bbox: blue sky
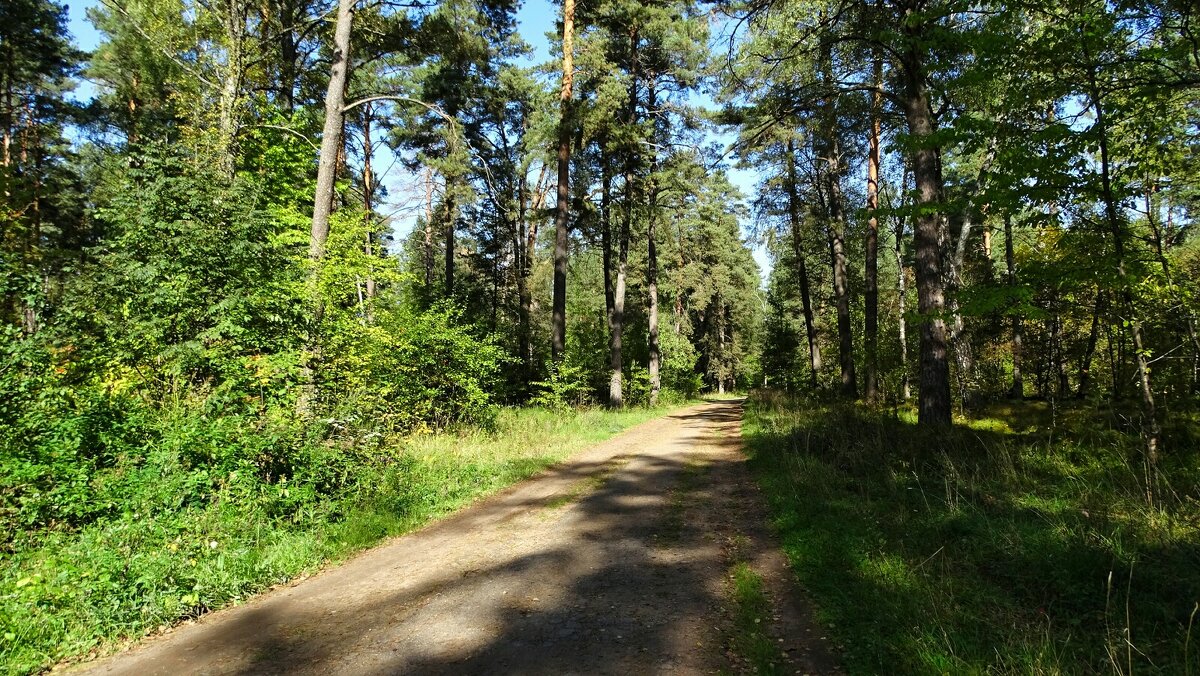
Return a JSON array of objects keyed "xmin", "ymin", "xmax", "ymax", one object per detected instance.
[{"xmin": 63, "ymin": 0, "xmax": 769, "ymax": 279}]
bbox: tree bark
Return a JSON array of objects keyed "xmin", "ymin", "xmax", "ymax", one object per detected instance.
[
  {"xmin": 309, "ymin": 0, "xmax": 353, "ymax": 264},
  {"xmin": 864, "ymin": 53, "xmax": 882, "ymax": 402},
  {"xmin": 601, "ymin": 150, "xmax": 614, "ymax": 323},
  {"xmin": 217, "ymin": 0, "xmax": 249, "ymax": 178},
  {"xmin": 550, "ymin": 0, "xmax": 575, "ymax": 363},
  {"xmin": 1090, "ymin": 73, "xmax": 1160, "ymax": 468},
  {"xmin": 423, "ymin": 167, "xmax": 435, "ymax": 289},
  {"xmin": 609, "ymin": 29, "xmax": 637, "ymax": 408},
  {"xmin": 647, "ymin": 79, "xmax": 661, "ymax": 405},
  {"xmin": 1078, "ymin": 289, "xmax": 1105, "ymax": 399},
  {"xmin": 786, "ymin": 139, "xmax": 821, "ymax": 387},
  {"xmin": 818, "ymin": 44, "xmax": 857, "ymax": 399},
  {"xmin": 301, "ymin": 0, "xmax": 355, "ymax": 415},
  {"xmin": 1005, "ymin": 212, "xmax": 1023, "ymax": 399},
  {"xmin": 444, "ymin": 184, "xmax": 455, "ymax": 297},
  {"xmin": 361, "ymin": 103, "xmax": 376, "ymax": 308},
  {"xmin": 895, "ymin": 208, "xmax": 911, "ymax": 400},
  {"xmin": 900, "ymin": 35, "xmax": 951, "ymax": 426}
]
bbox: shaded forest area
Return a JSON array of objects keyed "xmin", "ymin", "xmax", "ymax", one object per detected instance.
[{"xmin": 1, "ymin": 0, "xmax": 1199, "ymax": 671}]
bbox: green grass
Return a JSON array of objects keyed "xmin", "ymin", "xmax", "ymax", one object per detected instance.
[
  {"xmin": 0, "ymin": 403, "xmax": 679, "ymax": 675},
  {"xmin": 724, "ymin": 533, "xmax": 788, "ymax": 676},
  {"xmin": 741, "ymin": 390, "xmax": 1200, "ymax": 674}
]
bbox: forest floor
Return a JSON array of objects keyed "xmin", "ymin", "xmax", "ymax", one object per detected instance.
[{"xmin": 75, "ymin": 400, "xmax": 839, "ymax": 675}]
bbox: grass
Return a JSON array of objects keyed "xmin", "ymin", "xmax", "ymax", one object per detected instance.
[
  {"xmin": 0, "ymin": 403, "xmax": 679, "ymax": 675},
  {"xmin": 728, "ymin": 562, "xmax": 786, "ymax": 675},
  {"xmin": 741, "ymin": 390, "xmax": 1200, "ymax": 674}
]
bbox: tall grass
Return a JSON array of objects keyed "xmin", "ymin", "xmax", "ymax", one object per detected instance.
[
  {"xmin": 0, "ymin": 404, "xmax": 673, "ymax": 675},
  {"xmin": 742, "ymin": 390, "xmax": 1200, "ymax": 674}
]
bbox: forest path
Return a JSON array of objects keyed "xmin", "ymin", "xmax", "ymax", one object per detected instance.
[{"xmin": 82, "ymin": 400, "xmax": 838, "ymax": 675}]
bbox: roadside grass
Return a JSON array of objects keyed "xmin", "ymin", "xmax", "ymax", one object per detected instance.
[
  {"xmin": 728, "ymin": 561, "xmax": 786, "ymax": 675},
  {"xmin": 742, "ymin": 390, "xmax": 1200, "ymax": 674},
  {"xmin": 0, "ymin": 404, "xmax": 678, "ymax": 675}
]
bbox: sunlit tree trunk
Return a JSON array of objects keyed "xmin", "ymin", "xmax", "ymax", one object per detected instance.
[
  {"xmin": 423, "ymin": 167, "xmax": 435, "ymax": 289},
  {"xmin": 786, "ymin": 139, "xmax": 821, "ymax": 387},
  {"xmin": 361, "ymin": 103, "xmax": 376, "ymax": 309},
  {"xmin": 601, "ymin": 150, "xmax": 614, "ymax": 323},
  {"xmin": 609, "ymin": 30, "xmax": 637, "ymax": 408},
  {"xmin": 302, "ymin": 0, "xmax": 355, "ymax": 415},
  {"xmin": 647, "ymin": 79, "xmax": 661, "ymax": 405},
  {"xmin": 895, "ymin": 209, "xmax": 911, "ymax": 401},
  {"xmin": 864, "ymin": 53, "xmax": 882, "ymax": 402},
  {"xmin": 217, "ymin": 0, "xmax": 250, "ymax": 178},
  {"xmin": 550, "ymin": 0, "xmax": 575, "ymax": 363}
]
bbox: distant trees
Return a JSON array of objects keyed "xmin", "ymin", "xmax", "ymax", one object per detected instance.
[
  {"xmin": 2, "ymin": 0, "xmax": 1194, "ymax": 537},
  {"xmin": 723, "ymin": 0, "xmax": 1199, "ymax": 456}
]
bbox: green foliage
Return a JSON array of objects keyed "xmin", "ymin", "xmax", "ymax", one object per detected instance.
[
  {"xmin": 743, "ymin": 391, "xmax": 1200, "ymax": 674},
  {"xmin": 530, "ymin": 358, "xmax": 593, "ymax": 411},
  {"xmin": 0, "ymin": 404, "xmax": 670, "ymax": 674}
]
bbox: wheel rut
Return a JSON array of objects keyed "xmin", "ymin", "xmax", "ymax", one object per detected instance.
[{"xmin": 81, "ymin": 401, "xmax": 838, "ymax": 675}]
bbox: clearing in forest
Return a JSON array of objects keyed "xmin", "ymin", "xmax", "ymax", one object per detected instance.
[{"xmin": 79, "ymin": 401, "xmax": 838, "ymax": 675}]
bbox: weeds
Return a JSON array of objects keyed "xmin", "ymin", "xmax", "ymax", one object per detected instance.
[
  {"xmin": 0, "ymin": 404, "xmax": 675, "ymax": 675},
  {"xmin": 742, "ymin": 390, "xmax": 1200, "ymax": 674}
]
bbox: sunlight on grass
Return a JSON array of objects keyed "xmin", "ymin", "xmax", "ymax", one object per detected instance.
[
  {"xmin": 0, "ymin": 403, "xmax": 684, "ymax": 675},
  {"xmin": 741, "ymin": 390, "xmax": 1200, "ymax": 674}
]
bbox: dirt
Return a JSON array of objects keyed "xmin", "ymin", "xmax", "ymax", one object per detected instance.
[{"xmin": 78, "ymin": 401, "xmax": 839, "ymax": 675}]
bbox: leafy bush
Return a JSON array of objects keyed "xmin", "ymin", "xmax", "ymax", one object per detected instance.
[{"xmin": 530, "ymin": 358, "xmax": 593, "ymax": 410}]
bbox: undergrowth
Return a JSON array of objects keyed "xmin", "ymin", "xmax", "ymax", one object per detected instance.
[
  {"xmin": 742, "ymin": 390, "xmax": 1200, "ymax": 674},
  {"xmin": 0, "ymin": 404, "xmax": 673, "ymax": 675}
]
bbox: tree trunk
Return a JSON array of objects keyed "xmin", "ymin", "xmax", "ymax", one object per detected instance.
[
  {"xmin": 278, "ymin": 0, "xmax": 298, "ymax": 112},
  {"xmin": 444, "ymin": 184, "xmax": 455, "ymax": 297},
  {"xmin": 601, "ymin": 152, "xmax": 614, "ymax": 322},
  {"xmin": 309, "ymin": 0, "xmax": 353, "ymax": 263},
  {"xmin": 516, "ymin": 168, "xmax": 531, "ymax": 386},
  {"xmin": 900, "ymin": 37, "xmax": 952, "ymax": 426},
  {"xmin": 1078, "ymin": 289, "xmax": 1105, "ymax": 399},
  {"xmin": 818, "ymin": 45, "xmax": 857, "ymax": 399},
  {"xmin": 786, "ymin": 139, "xmax": 821, "ymax": 387},
  {"xmin": 864, "ymin": 53, "xmax": 882, "ymax": 402},
  {"xmin": 361, "ymin": 103, "xmax": 376, "ymax": 308},
  {"xmin": 550, "ymin": 0, "xmax": 575, "ymax": 363},
  {"xmin": 302, "ymin": 0, "xmax": 355, "ymax": 414},
  {"xmin": 1090, "ymin": 73, "xmax": 1160, "ymax": 468},
  {"xmin": 945, "ymin": 141, "xmax": 997, "ymax": 407},
  {"xmin": 1051, "ymin": 307, "xmax": 1068, "ymax": 399},
  {"xmin": 895, "ymin": 209, "xmax": 911, "ymax": 400},
  {"xmin": 423, "ymin": 168, "xmax": 435, "ymax": 289},
  {"xmin": 1005, "ymin": 212, "xmax": 1023, "ymax": 399},
  {"xmin": 217, "ymin": 0, "xmax": 248, "ymax": 178},
  {"xmin": 609, "ymin": 31, "xmax": 637, "ymax": 408},
  {"xmin": 647, "ymin": 79, "xmax": 661, "ymax": 405}
]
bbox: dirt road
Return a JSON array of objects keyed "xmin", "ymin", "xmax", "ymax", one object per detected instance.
[{"xmin": 82, "ymin": 401, "xmax": 837, "ymax": 675}]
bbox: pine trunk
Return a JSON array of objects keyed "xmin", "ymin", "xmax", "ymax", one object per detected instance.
[
  {"xmin": 786, "ymin": 139, "xmax": 821, "ymax": 387},
  {"xmin": 550, "ymin": 0, "xmax": 575, "ymax": 363},
  {"xmin": 864, "ymin": 54, "xmax": 882, "ymax": 402},
  {"xmin": 609, "ymin": 31, "xmax": 637, "ymax": 408},
  {"xmin": 818, "ymin": 45, "xmax": 856, "ymax": 398},
  {"xmin": 900, "ymin": 38, "xmax": 952, "ymax": 426},
  {"xmin": 647, "ymin": 80, "xmax": 661, "ymax": 405}
]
